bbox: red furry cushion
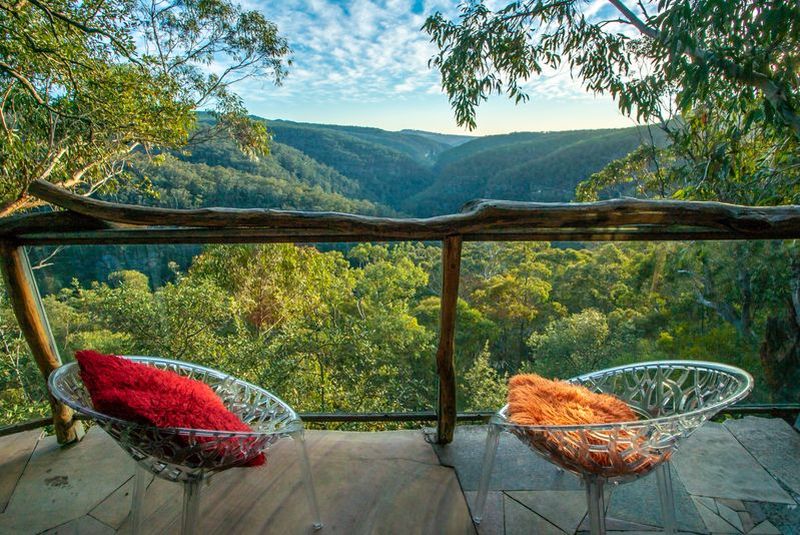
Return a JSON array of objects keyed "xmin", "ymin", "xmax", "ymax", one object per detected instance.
[{"xmin": 75, "ymin": 350, "xmax": 264, "ymax": 467}]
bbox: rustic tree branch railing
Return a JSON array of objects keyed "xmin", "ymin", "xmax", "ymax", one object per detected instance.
[
  {"xmin": 0, "ymin": 244, "xmax": 84, "ymax": 443},
  {"xmin": 3, "ymin": 179, "xmax": 800, "ymax": 444}
]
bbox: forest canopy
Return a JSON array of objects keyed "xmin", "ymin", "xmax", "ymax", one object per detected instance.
[{"xmin": 4, "ymin": 240, "xmax": 795, "ymax": 427}]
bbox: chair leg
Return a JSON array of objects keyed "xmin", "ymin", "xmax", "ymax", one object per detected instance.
[
  {"xmin": 473, "ymin": 424, "xmax": 500, "ymax": 525},
  {"xmin": 130, "ymin": 464, "xmax": 148, "ymax": 535},
  {"xmin": 584, "ymin": 476, "xmax": 606, "ymax": 535},
  {"xmin": 292, "ymin": 430, "xmax": 323, "ymax": 530},
  {"xmin": 655, "ymin": 463, "xmax": 677, "ymax": 534},
  {"xmin": 180, "ymin": 478, "xmax": 202, "ymax": 535}
]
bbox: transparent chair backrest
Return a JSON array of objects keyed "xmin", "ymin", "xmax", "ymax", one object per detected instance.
[
  {"xmin": 49, "ymin": 356, "xmax": 302, "ymax": 436},
  {"xmin": 569, "ymin": 360, "xmax": 753, "ymax": 420}
]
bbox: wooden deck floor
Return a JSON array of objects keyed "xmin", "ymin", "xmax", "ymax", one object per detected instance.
[
  {"xmin": 2, "ymin": 417, "xmax": 799, "ymax": 534},
  {"xmin": 0, "ymin": 427, "xmax": 474, "ymax": 534}
]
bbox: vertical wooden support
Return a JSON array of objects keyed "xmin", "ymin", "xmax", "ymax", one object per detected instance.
[
  {"xmin": 436, "ymin": 235, "xmax": 462, "ymax": 444},
  {"xmin": 0, "ymin": 242, "xmax": 83, "ymax": 444}
]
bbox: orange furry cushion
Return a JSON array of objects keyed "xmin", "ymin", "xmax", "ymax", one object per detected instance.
[
  {"xmin": 507, "ymin": 374, "xmax": 664, "ymax": 477},
  {"xmin": 507, "ymin": 373, "xmax": 635, "ymax": 426}
]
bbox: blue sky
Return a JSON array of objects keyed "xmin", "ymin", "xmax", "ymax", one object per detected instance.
[{"xmin": 231, "ymin": 0, "xmax": 636, "ymax": 136}]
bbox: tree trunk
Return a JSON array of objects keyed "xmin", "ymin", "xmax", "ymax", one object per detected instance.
[
  {"xmin": 436, "ymin": 235, "xmax": 462, "ymax": 444},
  {"xmin": 0, "ymin": 193, "xmax": 33, "ymax": 218},
  {"xmin": 759, "ymin": 299, "xmax": 800, "ymax": 400},
  {"xmin": 0, "ymin": 242, "xmax": 83, "ymax": 443},
  {"xmin": 736, "ymin": 245, "xmax": 754, "ymax": 337}
]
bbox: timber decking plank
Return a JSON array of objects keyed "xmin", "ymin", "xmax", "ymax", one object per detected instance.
[
  {"xmin": 0, "ymin": 428, "xmax": 132, "ymax": 534},
  {"xmin": 0, "ymin": 429, "xmax": 41, "ymax": 513},
  {"xmin": 40, "ymin": 515, "xmax": 115, "ymax": 534},
  {"xmin": 0, "ymin": 428, "xmax": 472, "ymax": 534},
  {"xmin": 118, "ymin": 431, "xmax": 473, "ymax": 534},
  {"xmin": 89, "ymin": 472, "xmax": 155, "ymax": 530}
]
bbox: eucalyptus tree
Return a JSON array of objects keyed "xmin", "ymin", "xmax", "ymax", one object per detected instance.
[
  {"xmin": 528, "ymin": 308, "xmax": 613, "ymax": 377},
  {"xmin": 0, "ymin": 0, "xmax": 290, "ymax": 216},
  {"xmin": 425, "ymin": 0, "xmax": 800, "ymax": 204},
  {"xmin": 425, "ymin": 0, "xmax": 799, "ymax": 137}
]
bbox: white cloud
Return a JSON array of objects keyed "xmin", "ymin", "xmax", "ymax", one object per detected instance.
[
  {"xmin": 220, "ymin": 0, "xmax": 635, "ymax": 133},
  {"xmin": 234, "ymin": 0, "xmax": 616, "ymax": 108},
  {"xmin": 232, "ymin": 0, "xmax": 443, "ymax": 103}
]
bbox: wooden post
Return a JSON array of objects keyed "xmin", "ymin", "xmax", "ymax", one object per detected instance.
[
  {"xmin": 0, "ymin": 242, "xmax": 83, "ymax": 444},
  {"xmin": 436, "ymin": 235, "xmax": 462, "ymax": 444}
]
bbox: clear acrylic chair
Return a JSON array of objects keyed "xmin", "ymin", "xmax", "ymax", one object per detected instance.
[
  {"xmin": 49, "ymin": 356, "xmax": 323, "ymax": 535},
  {"xmin": 473, "ymin": 360, "xmax": 753, "ymax": 535}
]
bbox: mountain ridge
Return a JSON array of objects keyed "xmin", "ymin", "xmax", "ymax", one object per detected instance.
[{"xmin": 139, "ymin": 116, "xmax": 653, "ymax": 217}]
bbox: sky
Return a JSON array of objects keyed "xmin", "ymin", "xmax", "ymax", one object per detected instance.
[{"xmin": 230, "ymin": 0, "xmax": 637, "ymax": 136}]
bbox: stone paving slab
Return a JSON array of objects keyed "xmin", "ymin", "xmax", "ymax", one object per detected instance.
[
  {"xmin": 464, "ymin": 491, "xmax": 504, "ymax": 535},
  {"xmin": 717, "ymin": 500, "xmax": 744, "ymax": 531},
  {"xmin": 507, "ymin": 490, "xmax": 587, "ymax": 534},
  {"xmin": 693, "ymin": 495, "xmax": 760, "ymax": 534},
  {"xmin": 433, "ymin": 425, "xmax": 582, "ymax": 492},
  {"xmin": 435, "ymin": 423, "xmax": 800, "ymax": 534},
  {"xmin": 672, "ymin": 423, "xmax": 795, "ymax": 504},
  {"xmin": 504, "ymin": 494, "xmax": 565, "ymax": 534},
  {"xmin": 724, "ymin": 416, "xmax": 800, "ymax": 497},
  {"xmin": 577, "ymin": 516, "xmax": 661, "ymax": 532},
  {"xmin": 749, "ymin": 520, "xmax": 782, "ymax": 534},
  {"xmin": 607, "ymin": 464, "xmax": 706, "ymax": 533},
  {"xmin": 691, "ymin": 496, "xmax": 739, "ymax": 533},
  {"xmin": 739, "ymin": 510, "xmax": 756, "ymax": 533},
  {"xmin": 752, "ymin": 501, "xmax": 800, "ymax": 534}
]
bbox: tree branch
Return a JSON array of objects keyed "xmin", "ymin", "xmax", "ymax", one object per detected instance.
[
  {"xmin": 23, "ymin": 0, "xmax": 141, "ymax": 66},
  {"xmin": 0, "ymin": 60, "xmax": 46, "ymax": 105},
  {"xmin": 0, "ymin": 193, "xmax": 44, "ymax": 217},
  {"xmin": 30, "ymin": 246, "xmax": 63, "ymax": 270},
  {"xmin": 0, "ymin": 61, "xmax": 89, "ymax": 122},
  {"xmin": 0, "ymin": 82, "xmax": 13, "ymax": 141},
  {"xmin": 607, "ymin": 0, "xmax": 657, "ymax": 38},
  {"xmin": 608, "ymin": 0, "xmax": 800, "ymax": 138}
]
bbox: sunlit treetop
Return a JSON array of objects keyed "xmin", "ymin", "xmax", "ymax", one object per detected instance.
[
  {"xmin": 0, "ymin": 0, "xmax": 290, "ymax": 216},
  {"xmin": 424, "ymin": 0, "xmax": 800, "ymax": 137}
]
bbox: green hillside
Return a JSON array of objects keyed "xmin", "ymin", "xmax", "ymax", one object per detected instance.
[
  {"xmin": 128, "ymin": 152, "xmax": 384, "ymax": 214},
  {"xmin": 406, "ymin": 127, "xmax": 650, "ymax": 214},
  {"xmin": 156, "ymin": 120, "xmax": 657, "ymax": 216},
  {"xmin": 249, "ymin": 120, "xmax": 654, "ymax": 215},
  {"xmin": 176, "ymin": 139, "xmax": 362, "ymax": 200},
  {"xmin": 182, "ymin": 114, "xmax": 657, "ymax": 217},
  {"xmin": 399, "ymin": 129, "xmax": 476, "ymax": 147},
  {"xmin": 277, "ymin": 121, "xmax": 452, "ymax": 163},
  {"xmin": 432, "ymin": 131, "xmax": 546, "ymax": 169},
  {"xmin": 264, "ymin": 120, "xmax": 441, "ymax": 208}
]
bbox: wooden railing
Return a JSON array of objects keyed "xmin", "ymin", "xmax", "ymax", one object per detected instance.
[{"xmin": 3, "ymin": 179, "xmax": 800, "ymax": 445}]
